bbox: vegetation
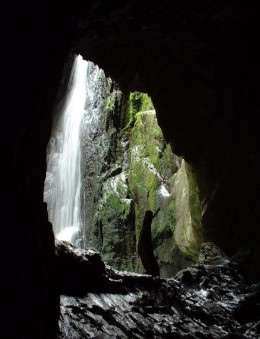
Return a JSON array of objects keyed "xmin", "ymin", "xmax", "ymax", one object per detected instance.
[{"xmin": 90, "ymin": 87, "xmax": 201, "ymax": 276}]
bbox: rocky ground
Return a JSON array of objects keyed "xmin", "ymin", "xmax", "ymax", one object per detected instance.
[{"xmin": 55, "ymin": 241, "xmax": 259, "ymax": 338}]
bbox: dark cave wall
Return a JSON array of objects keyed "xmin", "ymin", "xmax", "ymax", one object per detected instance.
[
  {"xmin": 2, "ymin": 0, "xmax": 260, "ymax": 337},
  {"xmin": 75, "ymin": 0, "xmax": 260, "ymax": 280},
  {"xmin": 2, "ymin": 2, "xmax": 80, "ymax": 337}
]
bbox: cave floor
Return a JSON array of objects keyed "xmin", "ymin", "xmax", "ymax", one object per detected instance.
[{"xmin": 57, "ymin": 242, "xmax": 259, "ymax": 338}]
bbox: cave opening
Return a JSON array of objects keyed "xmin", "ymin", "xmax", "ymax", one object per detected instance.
[
  {"xmin": 44, "ymin": 51, "xmax": 259, "ymax": 336},
  {"xmin": 44, "ymin": 53, "xmax": 202, "ymax": 278}
]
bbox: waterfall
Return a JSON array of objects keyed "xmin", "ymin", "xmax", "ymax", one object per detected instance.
[{"xmin": 44, "ymin": 55, "xmax": 88, "ymax": 245}]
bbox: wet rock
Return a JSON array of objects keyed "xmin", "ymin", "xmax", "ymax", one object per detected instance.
[
  {"xmin": 55, "ymin": 240, "xmax": 160, "ymax": 295},
  {"xmin": 55, "ymin": 240, "xmax": 106, "ymax": 294},
  {"xmin": 198, "ymin": 242, "xmax": 230, "ymax": 265},
  {"xmin": 138, "ymin": 210, "xmax": 160, "ymax": 276},
  {"xmin": 81, "ymin": 76, "xmax": 137, "ymax": 272},
  {"xmin": 57, "ymin": 241, "xmax": 259, "ymax": 338}
]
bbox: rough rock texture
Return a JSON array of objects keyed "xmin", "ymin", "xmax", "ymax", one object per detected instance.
[
  {"xmin": 79, "ymin": 74, "xmax": 196, "ymax": 277},
  {"xmin": 138, "ymin": 210, "xmax": 160, "ymax": 277},
  {"xmin": 57, "ymin": 241, "xmax": 260, "ymax": 338},
  {"xmin": 79, "ymin": 67, "xmax": 137, "ymax": 271},
  {"xmin": 55, "ymin": 240, "xmax": 106, "ymax": 295},
  {"xmin": 174, "ymin": 160, "xmax": 202, "ymax": 259},
  {"xmin": 2, "ymin": 1, "xmax": 260, "ymax": 337},
  {"xmin": 75, "ymin": 0, "xmax": 260, "ymax": 281},
  {"xmin": 2, "ymin": 3, "xmax": 80, "ymax": 337},
  {"xmin": 128, "ymin": 104, "xmax": 188, "ymax": 277}
]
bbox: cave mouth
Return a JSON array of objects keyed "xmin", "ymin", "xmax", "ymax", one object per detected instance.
[{"xmin": 44, "ymin": 54, "xmax": 201, "ymax": 278}]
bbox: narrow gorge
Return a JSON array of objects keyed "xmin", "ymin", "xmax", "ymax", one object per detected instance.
[
  {"xmin": 45, "ymin": 54, "xmax": 202, "ymax": 278},
  {"xmin": 41, "ymin": 52, "xmax": 259, "ymax": 337}
]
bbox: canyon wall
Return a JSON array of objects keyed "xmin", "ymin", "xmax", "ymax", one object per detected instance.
[{"xmin": 79, "ymin": 70, "xmax": 201, "ymax": 277}]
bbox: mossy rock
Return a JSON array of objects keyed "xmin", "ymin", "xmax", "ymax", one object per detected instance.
[
  {"xmin": 174, "ymin": 160, "xmax": 202, "ymax": 260},
  {"xmin": 94, "ymin": 172, "xmax": 136, "ymax": 271},
  {"xmin": 84, "ymin": 85, "xmax": 201, "ymax": 277},
  {"xmin": 128, "ymin": 108, "xmax": 181, "ymax": 275}
]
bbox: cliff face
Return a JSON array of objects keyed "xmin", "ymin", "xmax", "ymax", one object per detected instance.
[
  {"xmin": 127, "ymin": 101, "xmax": 198, "ymax": 276},
  {"xmin": 80, "ymin": 73, "xmax": 199, "ymax": 277},
  {"xmin": 80, "ymin": 68, "xmax": 137, "ymax": 271}
]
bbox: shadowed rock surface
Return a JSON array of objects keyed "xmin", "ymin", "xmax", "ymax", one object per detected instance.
[
  {"xmin": 56, "ymin": 241, "xmax": 260, "ymax": 338},
  {"xmin": 138, "ymin": 210, "xmax": 160, "ymax": 277},
  {"xmin": 75, "ymin": 0, "xmax": 260, "ymax": 282},
  {"xmin": 2, "ymin": 1, "xmax": 260, "ymax": 337}
]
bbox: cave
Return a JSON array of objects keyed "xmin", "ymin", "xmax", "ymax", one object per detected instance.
[{"xmin": 2, "ymin": 1, "xmax": 259, "ymax": 338}]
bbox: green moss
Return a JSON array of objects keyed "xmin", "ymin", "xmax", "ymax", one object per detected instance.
[
  {"xmin": 122, "ymin": 92, "xmax": 154, "ymax": 133},
  {"xmin": 105, "ymin": 91, "xmax": 116, "ymax": 112},
  {"xmin": 127, "ymin": 107, "xmax": 181, "ymax": 274},
  {"xmin": 184, "ymin": 162, "xmax": 202, "ymax": 249},
  {"xmin": 151, "ymin": 195, "xmax": 176, "ymax": 244},
  {"xmin": 94, "ymin": 87, "xmax": 201, "ymax": 275},
  {"xmin": 99, "ymin": 173, "xmax": 132, "ymax": 219},
  {"xmin": 94, "ymin": 171, "xmax": 136, "ymax": 272},
  {"xmin": 174, "ymin": 160, "xmax": 202, "ymax": 260},
  {"xmin": 130, "ymin": 92, "xmax": 153, "ymax": 113}
]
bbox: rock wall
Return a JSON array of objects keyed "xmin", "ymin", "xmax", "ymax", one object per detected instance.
[
  {"xmin": 127, "ymin": 95, "xmax": 202, "ymax": 277},
  {"xmin": 80, "ymin": 69, "xmax": 136, "ymax": 271},
  {"xmin": 76, "ymin": 0, "xmax": 260, "ymax": 281},
  {"xmin": 2, "ymin": 3, "xmax": 81, "ymax": 337},
  {"xmin": 3, "ymin": 1, "xmax": 259, "ymax": 337},
  {"xmin": 81, "ymin": 78, "xmax": 201, "ymax": 277},
  {"xmin": 128, "ymin": 106, "xmax": 191, "ymax": 277},
  {"xmin": 174, "ymin": 160, "xmax": 202, "ymax": 259}
]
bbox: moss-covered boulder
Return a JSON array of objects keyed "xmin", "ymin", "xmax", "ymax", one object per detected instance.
[
  {"xmin": 174, "ymin": 160, "xmax": 202, "ymax": 259},
  {"xmin": 128, "ymin": 106, "xmax": 186, "ymax": 277},
  {"xmin": 82, "ymin": 85, "xmax": 202, "ymax": 277},
  {"xmin": 94, "ymin": 171, "xmax": 136, "ymax": 271}
]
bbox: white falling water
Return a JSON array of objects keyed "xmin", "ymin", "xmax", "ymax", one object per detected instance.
[{"xmin": 44, "ymin": 55, "xmax": 88, "ymax": 244}]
